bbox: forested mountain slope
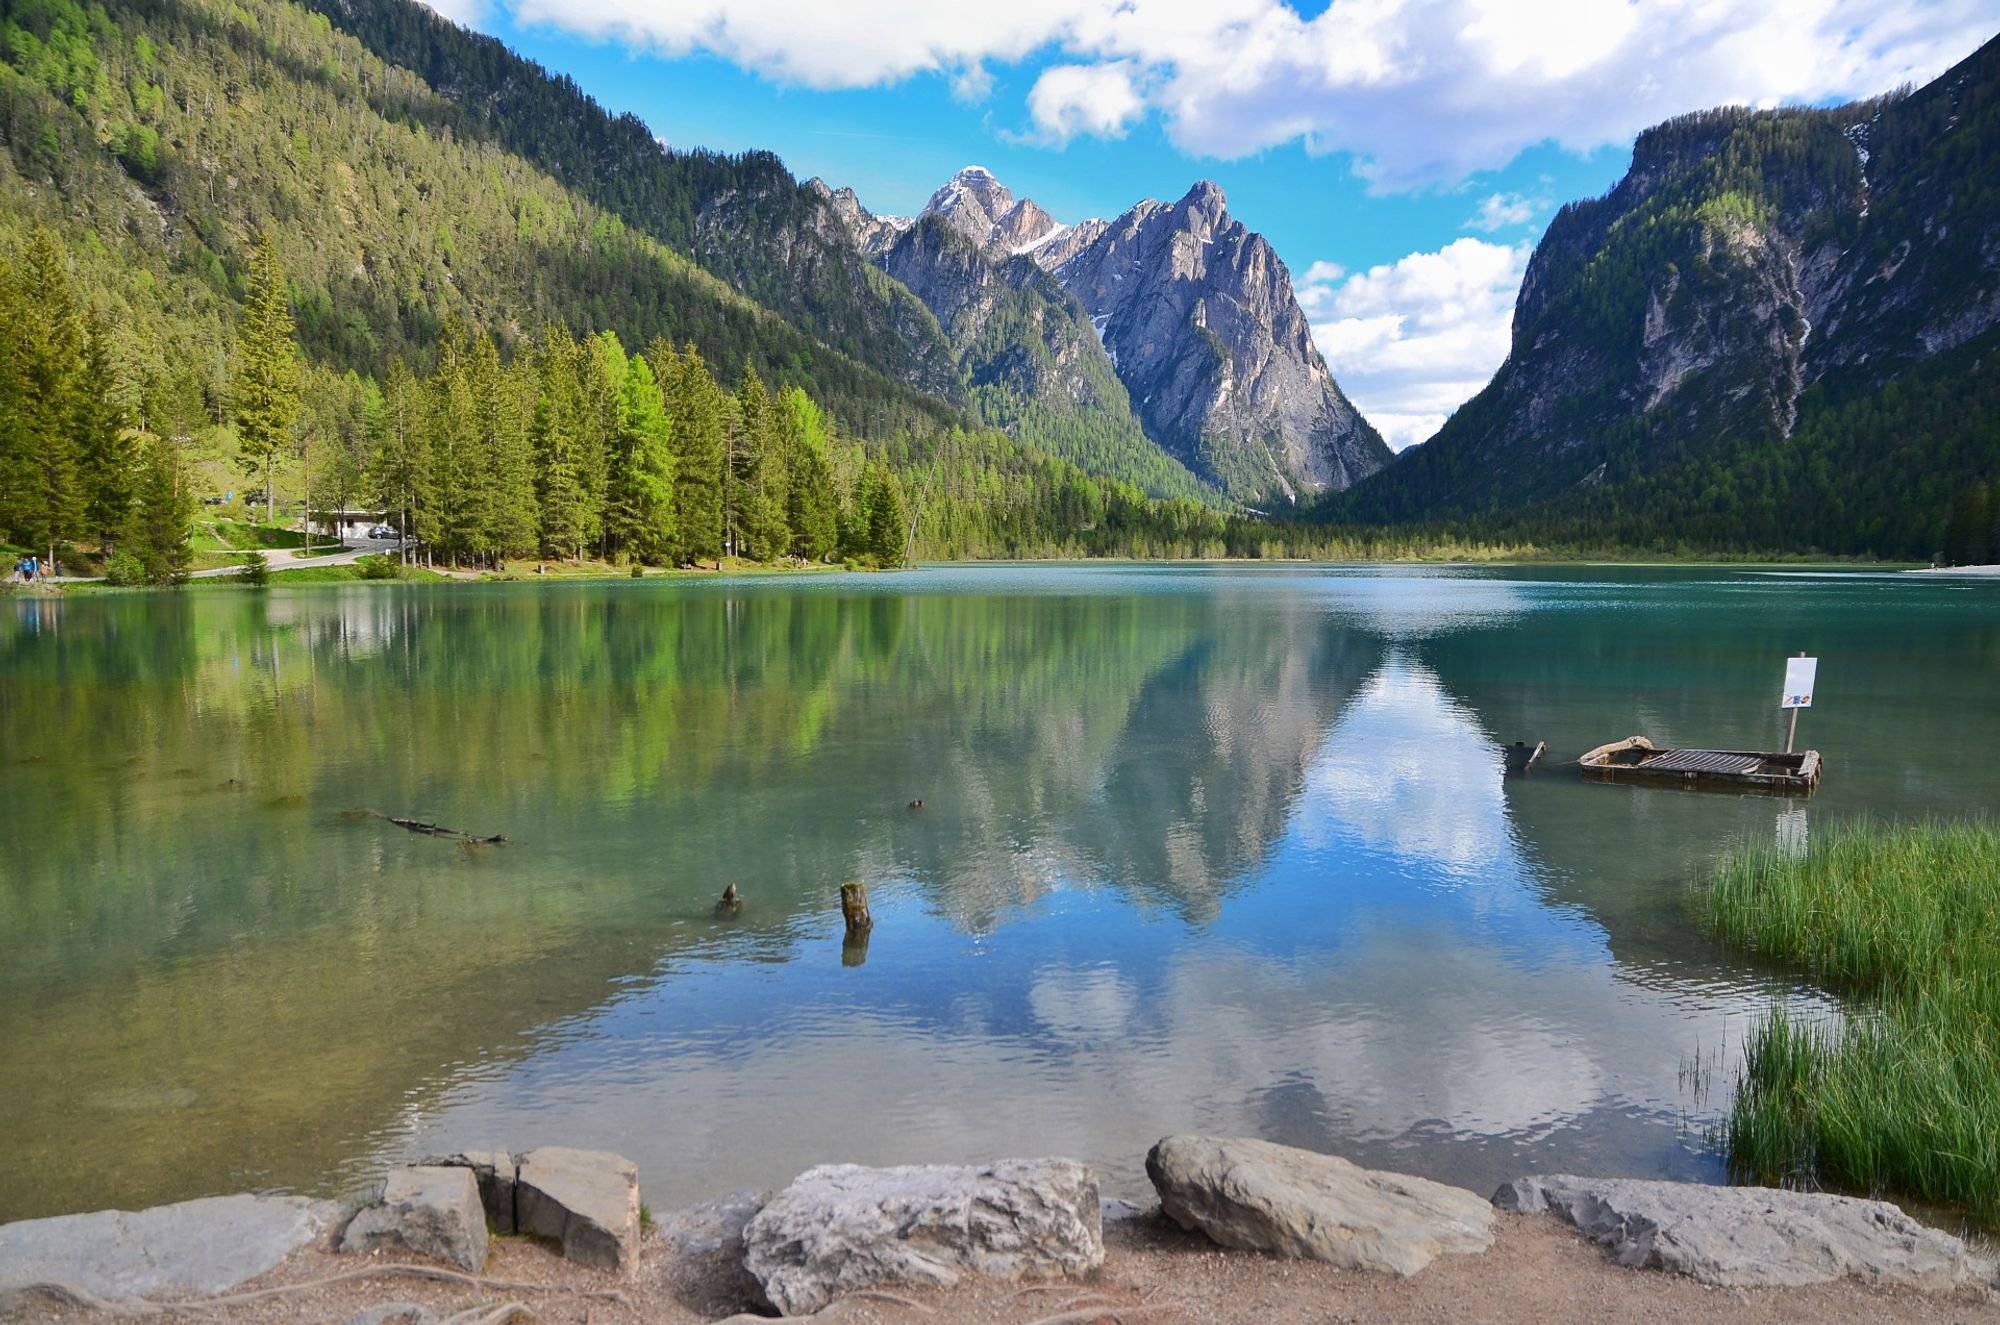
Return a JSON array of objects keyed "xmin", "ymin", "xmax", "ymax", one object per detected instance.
[
  {"xmin": 298, "ymin": 0, "xmax": 963, "ymax": 404},
  {"xmin": 1326, "ymin": 33, "xmax": 2000, "ymax": 558},
  {"xmin": 0, "ymin": 0, "xmax": 960, "ymax": 441},
  {"xmin": 0, "ymin": 0, "xmax": 1266, "ymax": 568}
]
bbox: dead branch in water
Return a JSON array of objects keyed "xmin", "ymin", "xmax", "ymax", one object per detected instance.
[{"xmin": 346, "ymin": 809, "xmax": 508, "ymax": 844}]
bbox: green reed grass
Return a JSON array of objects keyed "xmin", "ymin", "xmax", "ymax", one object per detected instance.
[{"xmin": 1702, "ymin": 820, "xmax": 2000, "ymax": 1223}]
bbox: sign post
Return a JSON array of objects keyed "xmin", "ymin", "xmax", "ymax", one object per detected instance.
[{"xmin": 1780, "ymin": 653, "xmax": 1818, "ymax": 753}]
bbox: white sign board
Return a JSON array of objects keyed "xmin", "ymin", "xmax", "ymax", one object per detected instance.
[{"xmin": 1781, "ymin": 656, "xmax": 1818, "ymax": 710}]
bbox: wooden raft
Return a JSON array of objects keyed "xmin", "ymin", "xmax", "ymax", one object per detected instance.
[{"xmin": 1578, "ymin": 736, "xmax": 1822, "ymax": 795}]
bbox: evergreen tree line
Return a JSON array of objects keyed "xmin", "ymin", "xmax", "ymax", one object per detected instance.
[
  {"xmin": 365, "ymin": 317, "xmax": 909, "ymax": 569},
  {"xmin": 0, "ymin": 227, "xmax": 193, "ymax": 583}
]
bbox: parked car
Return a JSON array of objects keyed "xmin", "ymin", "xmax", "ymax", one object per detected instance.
[{"xmin": 367, "ymin": 524, "xmax": 399, "ymax": 539}]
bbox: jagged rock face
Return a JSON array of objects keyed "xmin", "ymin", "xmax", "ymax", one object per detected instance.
[
  {"xmin": 872, "ymin": 214, "xmax": 1187, "ymax": 496},
  {"xmin": 1045, "ymin": 182, "xmax": 1390, "ymax": 505},
  {"xmin": 1342, "ymin": 33, "xmax": 2000, "ymax": 522},
  {"xmin": 695, "ymin": 179, "xmax": 960, "ymax": 403},
  {"xmin": 878, "ymin": 217, "xmax": 1117, "ymax": 412},
  {"xmin": 830, "ymin": 170, "xmax": 1389, "ymax": 505},
  {"xmin": 811, "ymin": 178, "xmax": 911, "ymax": 257}
]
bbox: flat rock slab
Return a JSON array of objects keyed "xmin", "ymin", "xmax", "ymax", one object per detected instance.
[
  {"xmin": 418, "ymin": 1150, "xmax": 519, "ymax": 1234},
  {"xmin": 1146, "ymin": 1136, "xmax": 1493, "ymax": 1276},
  {"xmin": 514, "ymin": 1146, "xmax": 641, "ymax": 1273},
  {"xmin": 1495, "ymin": 1175, "xmax": 1992, "ymax": 1290},
  {"xmin": 744, "ymin": 1158, "xmax": 1104, "ymax": 1316},
  {"xmin": 0, "ymin": 1193, "xmax": 326, "ymax": 1300},
  {"xmin": 342, "ymin": 1166, "xmax": 489, "ymax": 1273}
]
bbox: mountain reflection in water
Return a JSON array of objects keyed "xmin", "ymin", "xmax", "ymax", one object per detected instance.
[{"xmin": 5, "ymin": 565, "xmax": 1996, "ymax": 1220}]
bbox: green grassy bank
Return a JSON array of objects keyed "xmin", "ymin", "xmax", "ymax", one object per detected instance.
[{"xmin": 1703, "ymin": 821, "xmax": 2000, "ymax": 1223}]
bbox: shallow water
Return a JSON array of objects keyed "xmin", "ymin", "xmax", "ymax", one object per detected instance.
[{"xmin": 3, "ymin": 564, "xmax": 1997, "ymax": 1221}]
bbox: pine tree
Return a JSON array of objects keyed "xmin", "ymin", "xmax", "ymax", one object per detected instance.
[
  {"xmin": 370, "ymin": 357, "xmax": 423, "ymax": 560},
  {"xmin": 3, "ymin": 229, "xmax": 89, "ymax": 568},
  {"xmin": 581, "ymin": 331, "xmax": 624, "ymax": 557},
  {"xmin": 607, "ymin": 353, "xmax": 677, "ymax": 564},
  {"xmin": 233, "ymin": 233, "xmax": 301, "ymax": 525},
  {"xmin": 532, "ymin": 324, "xmax": 589, "ymax": 560},
  {"xmin": 126, "ymin": 434, "xmax": 195, "ymax": 585},
  {"xmin": 867, "ymin": 458, "xmax": 910, "ymax": 565},
  {"xmin": 656, "ymin": 339, "xmax": 724, "ymax": 564},
  {"xmin": 77, "ymin": 315, "xmax": 138, "ymax": 548},
  {"xmin": 423, "ymin": 325, "xmax": 481, "ymax": 564},
  {"xmin": 779, "ymin": 386, "xmax": 838, "ymax": 561},
  {"xmin": 731, "ymin": 364, "xmax": 789, "ymax": 561},
  {"xmin": 476, "ymin": 336, "xmax": 538, "ymax": 565}
]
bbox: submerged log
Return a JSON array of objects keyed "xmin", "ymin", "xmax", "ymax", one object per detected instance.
[
  {"xmin": 840, "ymin": 881, "xmax": 873, "ymax": 935},
  {"xmin": 349, "ymin": 809, "xmax": 507, "ymax": 845}
]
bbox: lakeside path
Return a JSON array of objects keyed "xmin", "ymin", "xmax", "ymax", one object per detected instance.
[{"xmin": 40, "ymin": 538, "xmax": 398, "ymax": 584}]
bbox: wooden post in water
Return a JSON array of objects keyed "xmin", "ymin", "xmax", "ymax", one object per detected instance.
[
  {"xmin": 840, "ymin": 881, "xmax": 872, "ymax": 934},
  {"xmin": 1786, "ymin": 651, "xmax": 1804, "ymax": 754},
  {"xmin": 840, "ymin": 881, "xmax": 872, "ymax": 967}
]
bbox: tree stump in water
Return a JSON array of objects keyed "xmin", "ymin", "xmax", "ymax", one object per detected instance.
[
  {"xmin": 842, "ymin": 929, "xmax": 870, "ymax": 968},
  {"xmin": 840, "ymin": 881, "xmax": 872, "ymax": 935}
]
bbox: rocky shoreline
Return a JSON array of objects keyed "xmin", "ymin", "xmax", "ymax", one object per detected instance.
[{"xmin": 1, "ymin": 1137, "xmax": 1994, "ymax": 1322}]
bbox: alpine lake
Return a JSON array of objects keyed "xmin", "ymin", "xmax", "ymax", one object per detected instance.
[{"xmin": 4, "ymin": 564, "xmax": 1998, "ymax": 1224}]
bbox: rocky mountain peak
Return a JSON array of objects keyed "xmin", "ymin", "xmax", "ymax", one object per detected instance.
[
  {"xmin": 1176, "ymin": 180, "xmax": 1229, "ymax": 232},
  {"xmin": 919, "ymin": 166, "xmax": 1069, "ymax": 256},
  {"xmin": 925, "ymin": 165, "xmax": 1013, "ymax": 235},
  {"xmin": 827, "ymin": 165, "xmax": 1389, "ymax": 505}
]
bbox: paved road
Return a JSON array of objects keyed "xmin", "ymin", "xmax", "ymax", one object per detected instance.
[
  {"xmin": 185, "ymin": 537, "xmax": 402, "ymax": 578},
  {"xmin": 41, "ymin": 538, "xmax": 405, "ymax": 584}
]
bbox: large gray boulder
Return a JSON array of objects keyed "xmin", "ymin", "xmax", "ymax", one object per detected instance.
[
  {"xmin": 514, "ymin": 1146, "xmax": 641, "ymax": 1273},
  {"xmin": 0, "ymin": 1193, "xmax": 328, "ymax": 1301},
  {"xmin": 341, "ymin": 1166, "xmax": 489, "ymax": 1273},
  {"xmin": 656, "ymin": 1189, "xmax": 770, "ymax": 1260},
  {"xmin": 419, "ymin": 1150, "xmax": 519, "ymax": 1233},
  {"xmin": 655, "ymin": 1189, "xmax": 772, "ymax": 1311},
  {"xmin": 1145, "ymin": 1136, "xmax": 1493, "ymax": 1276},
  {"xmin": 743, "ymin": 1159, "xmax": 1104, "ymax": 1316},
  {"xmin": 1495, "ymin": 1175, "xmax": 1992, "ymax": 1289}
]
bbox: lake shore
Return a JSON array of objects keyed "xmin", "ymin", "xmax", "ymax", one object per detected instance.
[
  {"xmin": 5, "ymin": 1174, "xmax": 1993, "ymax": 1324},
  {"xmin": 15, "ymin": 550, "xmax": 1935, "ymax": 593}
]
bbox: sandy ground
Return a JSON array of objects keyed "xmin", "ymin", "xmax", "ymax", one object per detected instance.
[{"xmin": 3, "ymin": 1209, "xmax": 1994, "ymax": 1325}]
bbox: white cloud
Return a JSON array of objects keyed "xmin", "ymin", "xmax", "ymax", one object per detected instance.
[
  {"xmin": 1024, "ymin": 62, "xmax": 1147, "ymax": 142},
  {"xmin": 503, "ymin": 0, "xmax": 1998, "ymax": 189},
  {"xmin": 1465, "ymin": 192, "xmax": 1542, "ymax": 232},
  {"xmin": 1304, "ymin": 238, "xmax": 1531, "ymax": 451},
  {"xmin": 950, "ymin": 63, "xmax": 996, "ymax": 105}
]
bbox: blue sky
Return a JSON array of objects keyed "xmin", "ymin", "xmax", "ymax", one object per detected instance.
[{"xmin": 429, "ymin": 0, "xmax": 1997, "ymax": 447}]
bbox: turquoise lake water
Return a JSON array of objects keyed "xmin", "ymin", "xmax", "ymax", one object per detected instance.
[{"xmin": 3, "ymin": 564, "xmax": 1998, "ymax": 1222}]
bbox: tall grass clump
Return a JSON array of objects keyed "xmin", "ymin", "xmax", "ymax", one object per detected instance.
[{"xmin": 1703, "ymin": 820, "xmax": 2000, "ymax": 1223}]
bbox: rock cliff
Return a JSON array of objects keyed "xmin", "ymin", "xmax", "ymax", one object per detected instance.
[
  {"xmin": 1333, "ymin": 32, "xmax": 2000, "ymax": 545},
  {"xmin": 829, "ymin": 170, "xmax": 1391, "ymax": 506}
]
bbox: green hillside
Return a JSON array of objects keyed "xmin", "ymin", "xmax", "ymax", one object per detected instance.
[{"xmin": 298, "ymin": 0, "xmax": 964, "ymax": 405}]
